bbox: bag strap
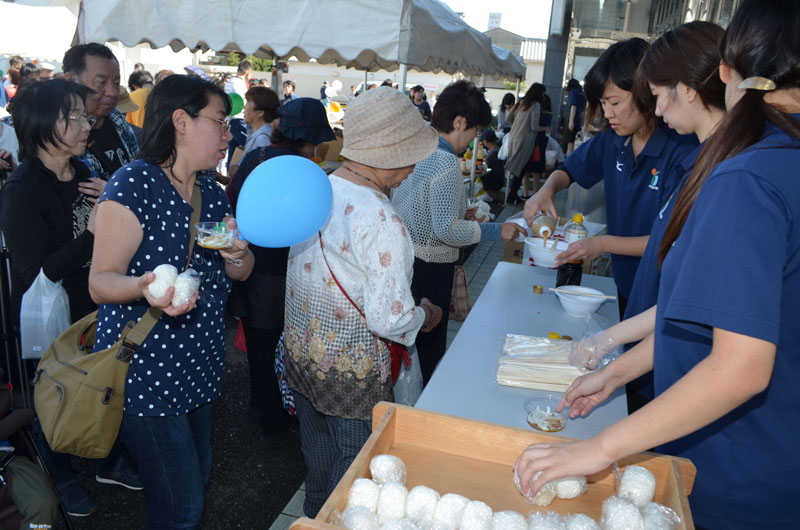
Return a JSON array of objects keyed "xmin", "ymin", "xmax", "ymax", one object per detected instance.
[
  {"xmin": 117, "ymin": 181, "xmax": 203, "ymax": 361},
  {"xmin": 318, "ymin": 232, "xmax": 365, "ymax": 319}
]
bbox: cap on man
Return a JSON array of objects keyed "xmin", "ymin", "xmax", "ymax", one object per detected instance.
[
  {"xmin": 38, "ymin": 62, "xmax": 56, "ymax": 79},
  {"xmin": 63, "ymin": 43, "xmax": 138, "ymax": 181}
]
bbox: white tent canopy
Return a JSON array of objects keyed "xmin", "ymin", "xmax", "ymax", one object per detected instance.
[
  {"xmin": 0, "ymin": 1, "xmax": 78, "ymax": 61},
  {"xmin": 75, "ymin": 0, "xmax": 525, "ymax": 79}
]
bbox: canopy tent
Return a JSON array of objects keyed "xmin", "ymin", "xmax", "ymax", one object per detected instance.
[
  {"xmin": 73, "ymin": 0, "xmax": 525, "ymax": 80},
  {"xmin": 0, "ymin": 1, "xmax": 79, "ymax": 61}
]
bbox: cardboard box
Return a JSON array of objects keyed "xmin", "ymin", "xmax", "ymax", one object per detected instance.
[
  {"xmin": 320, "ymin": 129, "xmax": 344, "ymax": 162},
  {"xmin": 291, "ymin": 403, "xmax": 696, "ymax": 529},
  {"xmin": 502, "ymin": 240, "xmax": 524, "ymax": 264}
]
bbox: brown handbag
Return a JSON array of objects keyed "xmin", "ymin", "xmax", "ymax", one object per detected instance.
[{"xmin": 449, "ymin": 265, "xmax": 472, "ymax": 322}]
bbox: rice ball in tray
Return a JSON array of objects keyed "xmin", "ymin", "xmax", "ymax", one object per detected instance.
[
  {"xmin": 616, "ymin": 466, "xmax": 656, "ymax": 508},
  {"xmin": 528, "ymin": 511, "xmax": 567, "ymax": 530},
  {"xmin": 563, "ymin": 513, "xmax": 600, "ymax": 530},
  {"xmin": 343, "ymin": 505, "xmax": 381, "ymax": 530},
  {"xmin": 348, "ymin": 478, "xmax": 381, "ymax": 513},
  {"xmin": 406, "ymin": 485, "xmax": 440, "ymax": 529},
  {"xmin": 459, "ymin": 500, "xmax": 493, "ymax": 530},
  {"xmin": 148, "ymin": 264, "xmax": 178, "ymax": 298},
  {"xmin": 490, "ymin": 511, "xmax": 526, "ymax": 530},
  {"xmin": 431, "ymin": 493, "xmax": 470, "ymax": 530},
  {"xmin": 381, "ymin": 518, "xmax": 420, "ymax": 530},
  {"xmin": 513, "ymin": 469, "xmax": 556, "ymax": 506},
  {"xmin": 641, "ymin": 502, "xmax": 680, "ymax": 530},
  {"xmin": 377, "ymin": 482, "xmax": 409, "ymax": 523},
  {"xmin": 600, "ymin": 495, "xmax": 644, "ymax": 530},
  {"xmin": 171, "ymin": 269, "xmax": 200, "ymax": 307},
  {"xmin": 370, "ymin": 454, "xmax": 407, "ymax": 486}
]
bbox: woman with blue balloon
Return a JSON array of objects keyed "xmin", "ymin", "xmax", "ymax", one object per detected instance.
[
  {"xmin": 283, "ymin": 87, "xmax": 443, "ymax": 517},
  {"xmin": 229, "ymin": 97, "xmax": 335, "ymax": 435}
]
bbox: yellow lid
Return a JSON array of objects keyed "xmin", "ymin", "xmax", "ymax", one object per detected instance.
[
  {"xmin": 547, "ymin": 331, "xmax": 561, "ymax": 340},
  {"xmin": 572, "ymin": 213, "xmax": 584, "ymax": 223}
]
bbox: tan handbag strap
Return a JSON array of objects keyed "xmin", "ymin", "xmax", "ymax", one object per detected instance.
[{"xmin": 118, "ymin": 181, "xmax": 203, "ymax": 358}]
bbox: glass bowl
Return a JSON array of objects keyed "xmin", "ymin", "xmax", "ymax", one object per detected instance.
[{"xmin": 195, "ymin": 221, "xmax": 235, "ymax": 250}]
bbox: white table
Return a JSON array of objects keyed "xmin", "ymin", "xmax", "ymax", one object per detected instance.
[{"xmin": 416, "ymin": 261, "xmax": 627, "ymax": 439}]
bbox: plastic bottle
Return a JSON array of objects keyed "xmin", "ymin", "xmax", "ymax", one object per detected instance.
[
  {"xmin": 531, "ymin": 212, "xmax": 556, "ymax": 242},
  {"xmin": 556, "ymin": 213, "xmax": 588, "ymax": 287},
  {"xmin": 477, "ymin": 142, "xmax": 485, "ymax": 161},
  {"xmin": 464, "ymin": 148, "xmax": 472, "ymax": 160}
]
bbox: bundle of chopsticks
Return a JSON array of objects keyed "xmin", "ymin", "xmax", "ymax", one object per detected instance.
[{"xmin": 496, "ymin": 334, "xmax": 584, "ymax": 392}]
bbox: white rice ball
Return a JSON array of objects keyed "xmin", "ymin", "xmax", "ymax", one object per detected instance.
[
  {"xmin": 642, "ymin": 502, "xmax": 680, "ymax": 530},
  {"xmin": 348, "ymin": 478, "xmax": 381, "ymax": 513},
  {"xmin": 460, "ymin": 500, "xmax": 493, "ymax": 530},
  {"xmin": 513, "ymin": 469, "xmax": 557, "ymax": 506},
  {"xmin": 490, "ymin": 511, "xmax": 527, "ymax": 530},
  {"xmin": 406, "ymin": 485, "xmax": 440, "ymax": 530},
  {"xmin": 370, "ymin": 455, "xmax": 407, "ymax": 486},
  {"xmin": 381, "ymin": 518, "xmax": 420, "ymax": 530},
  {"xmin": 148, "ymin": 264, "xmax": 178, "ymax": 298},
  {"xmin": 171, "ymin": 269, "xmax": 200, "ymax": 307},
  {"xmin": 563, "ymin": 513, "xmax": 600, "ymax": 530},
  {"xmin": 600, "ymin": 495, "xmax": 644, "ymax": 530},
  {"xmin": 343, "ymin": 505, "xmax": 381, "ymax": 530},
  {"xmin": 431, "ymin": 493, "xmax": 470, "ymax": 530},
  {"xmin": 617, "ymin": 466, "xmax": 656, "ymax": 508},
  {"xmin": 528, "ymin": 511, "xmax": 566, "ymax": 530},
  {"xmin": 377, "ymin": 482, "xmax": 408, "ymax": 523},
  {"xmin": 555, "ymin": 476, "xmax": 588, "ymax": 499}
]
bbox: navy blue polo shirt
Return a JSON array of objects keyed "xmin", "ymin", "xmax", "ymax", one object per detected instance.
[
  {"xmin": 654, "ymin": 117, "xmax": 800, "ymax": 529},
  {"xmin": 564, "ymin": 121, "xmax": 697, "ymax": 298},
  {"xmin": 623, "ymin": 143, "xmax": 703, "ymax": 320},
  {"xmin": 567, "ymin": 89, "xmax": 586, "ymax": 127}
]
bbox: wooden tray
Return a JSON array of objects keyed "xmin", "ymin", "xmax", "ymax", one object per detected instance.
[{"xmin": 291, "ymin": 402, "xmax": 696, "ymax": 530}]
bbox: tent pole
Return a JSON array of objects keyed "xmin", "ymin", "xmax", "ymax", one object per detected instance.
[
  {"xmin": 516, "ymin": 77, "xmax": 521, "ymax": 97},
  {"xmin": 399, "ymin": 63, "xmax": 408, "ymax": 94},
  {"xmin": 364, "ymin": 69, "xmax": 368, "ymax": 91}
]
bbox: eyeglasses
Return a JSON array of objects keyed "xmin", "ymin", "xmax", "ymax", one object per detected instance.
[
  {"xmin": 196, "ymin": 114, "xmax": 232, "ymax": 134},
  {"xmin": 68, "ymin": 114, "xmax": 97, "ymax": 127}
]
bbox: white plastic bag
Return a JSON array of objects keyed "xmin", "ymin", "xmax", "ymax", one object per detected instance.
[
  {"xmin": 497, "ymin": 136, "xmax": 510, "ymax": 160},
  {"xmin": 393, "ymin": 344, "xmax": 423, "ymax": 406},
  {"xmin": 20, "ymin": 268, "xmax": 70, "ymax": 359}
]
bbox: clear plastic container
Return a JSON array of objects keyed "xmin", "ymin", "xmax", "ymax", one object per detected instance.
[
  {"xmin": 195, "ymin": 221, "xmax": 235, "ymax": 249},
  {"xmin": 524, "ymin": 395, "xmax": 567, "ymax": 432}
]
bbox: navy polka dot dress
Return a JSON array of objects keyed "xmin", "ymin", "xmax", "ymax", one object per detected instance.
[{"xmin": 95, "ymin": 160, "xmax": 233, "ymax": 417}]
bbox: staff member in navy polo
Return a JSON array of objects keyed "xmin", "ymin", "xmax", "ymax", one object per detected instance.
[
  {"xmin": 523, "ymin": 38, "xmax": 697, "ymax": 317},
  {"xmin": 515, "ymin": 2, "xmax": 800, "ymax": 527}
]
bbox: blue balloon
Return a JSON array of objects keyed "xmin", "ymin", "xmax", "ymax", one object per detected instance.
[{"xmin": 236, "ymin": 155, "xmax": 333, "ymax": 247}]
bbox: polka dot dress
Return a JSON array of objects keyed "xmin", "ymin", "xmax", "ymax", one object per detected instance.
[{"xmin": 95, "ymin": 160, "xmax": 233, "ymax": 417}]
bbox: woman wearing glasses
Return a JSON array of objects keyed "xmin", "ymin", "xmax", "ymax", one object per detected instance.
[
  {"xmin": 89, "ymin": 74, "xmax": 253, "ymax": 529},
  {"xmin": 0, "ymin": 79, "xmax": 100, "ymax": 328}
]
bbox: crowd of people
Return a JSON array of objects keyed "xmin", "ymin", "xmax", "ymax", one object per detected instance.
[{"xmin": 0, "ymin": 0, "xmax": 797, "ymax": 528}]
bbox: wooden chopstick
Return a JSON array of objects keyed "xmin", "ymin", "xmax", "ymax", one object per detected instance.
[{"xmin": 548, "ymin": 287, "xmax": 617, "ymax": 300}]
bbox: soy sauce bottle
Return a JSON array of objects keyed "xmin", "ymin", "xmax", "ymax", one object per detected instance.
[{"xmin": 556, "ymin": 214, "xmax": 588, "ymax": 287}]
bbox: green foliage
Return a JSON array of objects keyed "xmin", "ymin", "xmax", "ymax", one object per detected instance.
[
  {"xmin": 245, "ymin": 54, "xmax": 273, "ymax": 72},
  {"xmin": 503, "ymin": 79, "xmax": 527, "ymax": 92},
  {"xmin": 225, "ymin": 52, "xmax": 242, "ymax": 67}
]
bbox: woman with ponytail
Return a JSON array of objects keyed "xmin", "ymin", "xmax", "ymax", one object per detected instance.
[{"xmin": 516, "ymin": 2, "xmax": 800, "ymax": 528}]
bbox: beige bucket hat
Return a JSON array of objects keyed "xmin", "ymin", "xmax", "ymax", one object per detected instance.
[{"xmin": 340, "ymin": 86, "xmax": 438, "ymax": 169}]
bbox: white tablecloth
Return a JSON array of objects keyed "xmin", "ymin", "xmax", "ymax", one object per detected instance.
[{"xmin": 415, "ymin": 261, "xmax": 627, "ymax": 439}]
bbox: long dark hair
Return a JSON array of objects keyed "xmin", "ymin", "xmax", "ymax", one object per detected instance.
[
  {"xmin": 584, "ymin": 38, "xmax": 655, "ymax": 133},
  {"xmin": 12, "ymin": 80, "xmax": 91, "ymax": 163},
  {"xmin": 139, "ymin": 74, "xmax": 231, "ymax": 168},
  {"xmin": 517, "ymin": 83, "xmax": 545, "ymax": 112},
  {"xmin": 659, "ymin": 0, "xmax": 800, "ymax": 263}
]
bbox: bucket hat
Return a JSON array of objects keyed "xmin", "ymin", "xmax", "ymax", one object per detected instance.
[
  {"xmin": 340, "ymin": 86, "xmax": 438, "ymax": 169},
  {"xmin": 116, "ymin": 86, "xmax": 139, "ymax": 114},
  {"xmin": 277, "ymin": 98, "xmax": 335, "ymax": 145}
]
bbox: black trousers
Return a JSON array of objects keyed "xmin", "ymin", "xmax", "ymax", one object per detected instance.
[
  {"xmin": 241, "ymin": 320, "xmax": 286, "ymax": 426},
  {"xmin": 411, "ymin": 258, "xmax": 455, "ymax": 385}
]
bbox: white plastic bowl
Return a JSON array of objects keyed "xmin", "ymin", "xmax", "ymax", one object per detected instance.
[
  {"xmin": 555, "ymin": 286, "xmax": 605, "ymax": 318},
  {"xmin": 524, "ymin": 237, "xmax": 568, "ymax": 268}
]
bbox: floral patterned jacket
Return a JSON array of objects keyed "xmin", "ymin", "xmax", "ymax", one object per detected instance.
[{"xmin": 284, "ymin": 175, "xmax": 426, "ymax": 420}]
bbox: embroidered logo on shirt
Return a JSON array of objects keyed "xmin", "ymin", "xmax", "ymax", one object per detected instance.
[
  {"xmin": 616, "ymin": 161, "xmax": 624, "ymax": 172},
  {"xmin": 649, "ymin": 168, "xmax": 660, "ymax": 190}
]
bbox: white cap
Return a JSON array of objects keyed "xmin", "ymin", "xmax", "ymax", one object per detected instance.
[{"xmin": 39, "ymin": 62, "xmax": 56, "ymax": 71}]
